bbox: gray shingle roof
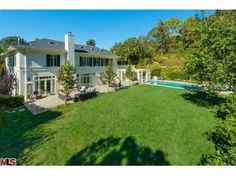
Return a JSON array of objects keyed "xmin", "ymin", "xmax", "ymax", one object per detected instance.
[{"xmin": 12, "ymin": 38, "xmax": 116, "ymax": 57}]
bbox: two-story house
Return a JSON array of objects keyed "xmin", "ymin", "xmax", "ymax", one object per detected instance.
[{"xmin": 3, "ymin": 32, "xmax": 119, "ymax": 100}]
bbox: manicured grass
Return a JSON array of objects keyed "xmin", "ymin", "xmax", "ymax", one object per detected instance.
[{"xmin": 0, "ymin": 85, "xmax": 217, "ymax": 165}]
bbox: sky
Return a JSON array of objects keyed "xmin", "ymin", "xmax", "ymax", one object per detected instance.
[{"xmin": 0, "ymin": 10, "xmax": 214, "ymax": 49}]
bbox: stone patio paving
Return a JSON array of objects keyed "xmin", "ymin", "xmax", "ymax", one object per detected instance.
[
  {"xmin": 24, "ymin": 95, "xmax": 65, "ymax": 115},
  {"xmin": 24, "ymin": 81, "xmax": 139, "ymax": 115}
]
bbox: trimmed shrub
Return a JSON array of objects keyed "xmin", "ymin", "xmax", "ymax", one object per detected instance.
[
  {"xmin": 73, "ymin": 91, "xmax": 97, "ymax": 102},
  {"xmin": 217, "ymin": 93, "xmax": 236, "ymax": 120},
  {"xmin": 0, "ymin": 95, "xmax": 24, "ymax": 110},
  {"xmin": 200, "ymin": 93, "xmax": 236, "ymax": 165},
  {"xmin": 200, "ymin": 118, "xmax": 236, "ymax": 165}
]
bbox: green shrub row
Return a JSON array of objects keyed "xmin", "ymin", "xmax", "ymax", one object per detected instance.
[
  {"xmin": 200, "ymin": 93, "xmax": 236, "ymax": 165},
  {"xmin": 0, "ymin": 95, "xmax": 24, "ymax": 110}
]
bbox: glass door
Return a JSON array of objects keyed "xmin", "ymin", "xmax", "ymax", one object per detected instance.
[
  {"xmin": 46, "ymin": 80, "xmax": 51, "ymax": 93},
  {"xmin": 40, "ymin": 80, "xmax": 45, "ymax": 94}
]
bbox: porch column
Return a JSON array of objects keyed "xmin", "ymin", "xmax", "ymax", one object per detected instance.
[
  {"xmin": 149, "ymin": 70, "xmax": 151, "ymax": 80},
  {"xmin": 44, "ymin": 80, "xmax": 47, "ymax": 95},
  {"xmin": 137, "ymin": 71, "xmax": 140, "ymax": 82},
  {"xmin": 140, "ymin": 71, "xmax": 143, "ymax": 83},
  {"xmin": 55, "ymin": 78, "xmax": 57, "ymax": 93},
  {"xmin": 50, "ymin": 77, "xmax": 53, "ymax": 93},
  {"xmin": 145, "ymin": 70, "xmax": 148, "ymax": 81}
]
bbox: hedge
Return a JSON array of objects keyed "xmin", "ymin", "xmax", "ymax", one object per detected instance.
[
  {"xmin": 73, "ymin": 91, "xmax": 97, "ymax": 102},
  {"xmin": 0, "ymin": 95, "xmax": 24, "ymax": 110}
]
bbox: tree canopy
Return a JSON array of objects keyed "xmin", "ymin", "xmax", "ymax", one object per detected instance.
[
  {"xmin": 56, "ymin": 61, "xmax": 76, "ymax": 104},
  {"xmin": 111, "ymin": 11, "xmax": 236, "ymax": 91},
  {"xmin": 111, "ymin": 37, "xmax": 148, "ymax": 65},
  {"xmin": 103, "ymin": 62, "xmax": 117, "ymax": 92},
  {"xmin": 86, "ymin": 39, "xmax": 96, "ymax": 46},
  {"xmin": 184, "ymin": 11, "xmax": 236, "ymax": 91},
  {"xmin": 0, "ymin": 36, "xmax": 27, "ymax": 50}
]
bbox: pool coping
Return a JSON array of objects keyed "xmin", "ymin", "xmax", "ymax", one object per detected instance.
[{"xmin": 144, "ymin": 80, "xmax": 203, "ymax": 91}]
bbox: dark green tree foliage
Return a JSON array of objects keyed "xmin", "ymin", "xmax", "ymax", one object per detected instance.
[
  {"xmin": 200, "ymin": 93, "xmax": 236, "ymax": 165},
  {"xmin": 0, "ymin": 36, "xmax": 27, "ymax": 74},
  {"xmin": 111, "ymin": 42, "xmax": 127, "ymax": 64},
  {"xmin": 86, "ymin": 39, "xmax": 96, "ymax": 46},
  {"xmin": 184, "ymin": 12, "xmax": 236, "ymax": 91},
  {"xmin": 111, "ymin": 38, "xmax": 146, "ymax": 65},
  {"xmin": 56, "ymin": 61, "xmax": 76, "ymax": 104},
  {"xmin": 217, "ymin": 94, "xmax": 236, "ymax": 120},
  {"xmin": 0, "ymin": 36, "xmax": 27, "ymax": 49},
  {"xmin": 154, "ymin": 20, "xmax": 170, "ymax": 53}
]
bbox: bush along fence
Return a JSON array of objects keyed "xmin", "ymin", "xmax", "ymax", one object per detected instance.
[
  {"xmin": 0, "ymin": 95, "xmax": 24, "ymax": 110},
  {"xmin": 200, "ymin": 93, "xmax": 236, "ymax": 165}
]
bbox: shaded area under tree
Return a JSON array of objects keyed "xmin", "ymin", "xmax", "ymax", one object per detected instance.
[{"xmin": 66, "ymin": 136, "xmax": 170, "ymax": 165}]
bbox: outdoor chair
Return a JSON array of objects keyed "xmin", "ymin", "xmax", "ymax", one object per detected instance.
[{"xmin": 79, "ymin": 86, "xmax": 86, "ymax": 92}]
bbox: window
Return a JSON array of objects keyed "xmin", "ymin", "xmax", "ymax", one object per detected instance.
[
  {"xmin": 93, "ymin": 58, "xmax": 96, "ymax": 66},
  {"xmin": 80, "ymin": 73, "xmax": 92, "ymax": 86},
  {"xmin": 101, "ymin": 58, "xmax": 105, "ymax": 66},
  {"xmin": 95, "ymin": 58, "xmax": 101, "ymax": 66},
  {"xmin": 8, "ymin": 54, "xmax": 16, "ymax": 66},
  {"xmin": 80, "ymin": 57, "xmax": 94, "ymax": 66},
  {"xmin": 87, "ymin": 58, "xmax": 93, "ymax": 66},
  {"xmin": 79, "ymin": 57, "xmax": 112, "ymax": 67},
  {"xmin": 105, "ymin": 59, "xmax": 111, "ymax": 66},
  {"xmin": 80, "ymin": 57, "xmax": 87, "ymax": 66},
  {"xmin": 46, "ymin": 54, "xmax": 60, "ymax": 67}
]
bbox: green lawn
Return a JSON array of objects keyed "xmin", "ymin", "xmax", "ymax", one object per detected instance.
[{"xmin": 0, "ymin": 85, "xmax": 217, "ymax": 165}]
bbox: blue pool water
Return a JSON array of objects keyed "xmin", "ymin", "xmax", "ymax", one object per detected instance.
[{"xmin": 145, "ymin": 80, "xmax": 203, "ymax": 91}]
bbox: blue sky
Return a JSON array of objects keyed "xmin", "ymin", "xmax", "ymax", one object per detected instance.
[{"xmin": 0, "ymin": 10, "xmax": 214, "ymax": 49}]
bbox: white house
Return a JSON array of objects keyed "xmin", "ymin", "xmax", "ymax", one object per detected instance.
[{"xmin": 3, "ymin": 32, "xmax": 151, "ymax": 100}]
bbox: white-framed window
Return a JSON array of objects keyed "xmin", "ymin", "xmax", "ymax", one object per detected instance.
[
  {"xmin": 8, "ymin": 54, "xmax": 16, "ymax": 66},
  {"xmin": 46, "ymin": 54, "xmax": 60, "ymax": 67}
]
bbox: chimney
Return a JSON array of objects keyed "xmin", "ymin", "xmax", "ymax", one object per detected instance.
[
  {"xmin": 65, "ymin": 32, "xmax": 75, "ymax": 66},
  {"xmin": 17, "ymin": 37, "xmax": 20, "ymax": 45}
]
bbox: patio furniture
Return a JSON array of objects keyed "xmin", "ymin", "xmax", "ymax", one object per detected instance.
[
  {"xmin": 86, "ymin": 87, "xmax": 96, "ymax": 92},
  {"xmin": 58, "ymin": 92, "xmax": 71, "ymax": 101},
  {"xmin": 79, "ymin": 86, "xmax": 86, "ymax": 92},
  {"xmin": 33, "ymin": 91, "xmax": 42, "ymax": 99},
  {"xmin": 73, "ymin": 91, "xmax": 97, "ymax": 102}
]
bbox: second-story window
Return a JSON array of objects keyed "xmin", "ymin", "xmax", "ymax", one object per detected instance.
[
  {"xmin": 8, "ymin": 54, "xmax": 16, "ymax": 66},
  {"xmin": 80, "ymin": 57, "xmax": 93, "ymax": 66},
  {"xmin": 46, "ymin": 54, "xmax": 60, "ymax": 67}
]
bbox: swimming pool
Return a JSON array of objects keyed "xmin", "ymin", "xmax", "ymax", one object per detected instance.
[{"xmin": 145, "ymin": 80, "xmax": 203, "ymax": 91}]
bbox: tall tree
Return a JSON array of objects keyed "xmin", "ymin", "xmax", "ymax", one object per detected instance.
[
  {"xmin": 56, "ymin": 61, "xmax": 76, "ymax": 104},
  {"xmin": 125, "ymin": 64, "xmax": 136, "ymax": 85},
  {"xmin": 0, "ymin": 36, "xmax": 27, "ymax": 49},
  {"xmin": 86, "ymin": 39, "xmax": 96, "ymax": 46},
  {"xmin": 111, "ymin": 37, "xmax": 146, "ymax": 65},
  {"xmin": 155, "ymin": 20, "xmax": 171, "ymax": 53},
  {"xmin": 111, "ymin": 42, "xmax": 127, "ymax": 64},
  {"xmin": 103, "ymin": 62, "xmax": 117, "ymax": 92},
  {"xmin": 184, "ymin": 12, "xmax": 236, "ymax": 91},
  {"xmin": 0, "ymin": 36, "xmax": 27, "ymax": 74}
]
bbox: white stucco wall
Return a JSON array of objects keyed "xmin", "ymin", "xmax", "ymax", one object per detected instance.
[
  {"xmin": 26, "ymin": 51, "xmax": 66, "ymax": 79},
  {"xmin": 5, "ymin": 48, "xmax": 118, "ymax": 98}
]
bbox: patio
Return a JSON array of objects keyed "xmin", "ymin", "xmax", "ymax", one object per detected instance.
[
  {"xmin": 24, "ymin": 81, "xmax": 138, "ymax": 115},
  {"xmin": 24, "ymin": 94, "xmax": 65, "ymax": 115}
]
